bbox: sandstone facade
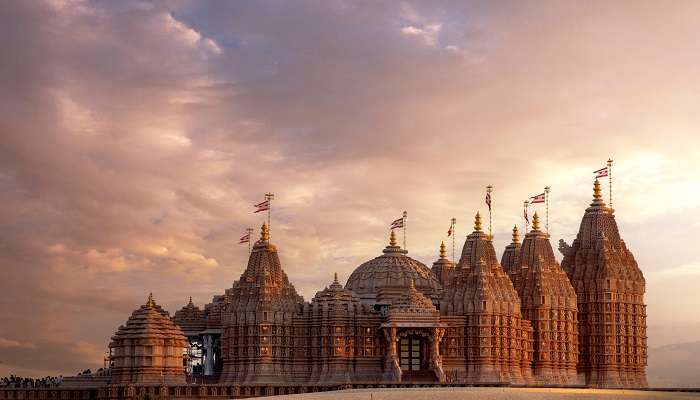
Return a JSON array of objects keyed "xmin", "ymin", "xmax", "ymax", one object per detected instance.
[{"xmin": 107, "ymin": 180, "xmax": 647, "ymax": 389}]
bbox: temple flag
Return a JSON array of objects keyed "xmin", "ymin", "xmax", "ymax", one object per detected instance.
[
  {"xmin": 390, "ymin": 217, "xmax": 404, "ymax": 229},
  {"xmin": 485, "ymin": 191, "xmax": 492, "ymax": 211},
  {"xmin": 238, "ymin": 233, "xmax": 250, "ymax": 244},
  {"xmin": 594, "ymin": 166, "xmax": 609, "ymax": 178},
  {"xmin": 447, "ymin": 224, "xmax": 453, "ymax": 237},
  {"xmin": 530, "ymin": 193, "xmax": 545, "ymax": 204},
  {"xmin": 254, "ymin": 199, "xmax": 270, "ymax": 213}
]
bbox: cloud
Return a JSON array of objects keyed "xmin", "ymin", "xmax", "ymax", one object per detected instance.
[
  {"xmin": 401, "ymin": 24, "xmax": 442, "ymax": 46},
  {"xmin": 0, "ymin": 337, "xmax": 36, "ymax": 350},
  {"xmin": 0, "ymin": 0, "xmax": 699, "ymax": 384}
]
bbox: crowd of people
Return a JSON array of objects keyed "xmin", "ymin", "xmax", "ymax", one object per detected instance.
[
  {"xmin": 1, "ymin": 368, "xmax": 112, "ymax": 389},
  {"xmin": 0, "ymin": 375, "xmax": 63, "ymax": 388}
]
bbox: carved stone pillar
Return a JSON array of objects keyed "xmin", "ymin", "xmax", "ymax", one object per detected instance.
[
  {"xmin": 430, "ymin": 328, "xmax": 446, "ymax": 382},
  {"xmin": 203, "ymin": 335, "xmax": 215, "ymax": 376},
  {"xmin": 382, "ymin": 327, "xmax": 401, "ymax": 382}
]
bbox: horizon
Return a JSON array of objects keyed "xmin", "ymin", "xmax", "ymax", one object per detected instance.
[{"xmin": 1, "ymin": 0, "xmax": 699, "ymax": 387}]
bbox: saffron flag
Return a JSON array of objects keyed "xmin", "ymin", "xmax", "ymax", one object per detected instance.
[
  {"xmin": 530, "ymin": 193, "xmax": 545, "ymax": 204},
  {"xmin": 447, "ymin": 224, "xmax": 453, "ymax": 237},
  {"xmin": 254, "ymin": 199, "xmax": 270, "ymax": 213},
  {"xmin": 390, "ymin": 217, "xmax": 404, "ymax": 229},
  {"xmin": 594, "ymin": 166, "xmax": 609, "ymax": 178},
  {"xmin": 238, "ymin": 233, "xmax": 250, "ymax": 244},
  {"xmin": 485, "ymin": 192, "xmax": 492, "ymax": 211}
]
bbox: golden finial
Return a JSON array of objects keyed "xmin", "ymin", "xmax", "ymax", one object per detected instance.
[
  {"xmin": 260, "ymin": 223, "xmax": 270, "ymax": 242},
  {"xmin": 439, "ymin": 241, "xmax": 447, "ymax": 259},
  {"xmin": 333, "ymin": 272, "xmax": 339, "ymax": 284},
  {"xmin": 389, "ymin": 229, "xmax": 397, "ymax": 246},
  {"xmin": 147, "ymin": 293, "xmax": 156, "ymax": 308},
  {"xmin": 593, "ymin": 179, "xmax": 602, "ymax": 200},
  {"xmin": 512, "ymin": 225, "xmax": 519, "ymax": 243},
  {"xmin": 188, "ymin": 296, "xmax": 193, "ymax": 305},
  {"xmin": 474, "ymin": 212, "xmax": 482, "ymax": 232},
  {"xmin": 532, "ymin": 212, "xmax": 540, "ymax": 231}
]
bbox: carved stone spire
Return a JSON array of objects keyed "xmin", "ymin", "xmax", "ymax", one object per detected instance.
[
  {"xmin": 333, "ymin": 272, "xmax": 339, "ymax": 284},
  {"xmin": 532, "ymin": 212, "xmax": 541, "ymax": 231},
  {"xmin": 562, "ymin": 180, "xmax": 647, "ymax": 388},
  {"xmin": 593, "ymin": 178, "xmax": 602, "ymax": 200},
  {"xmin": 474, "ymin": 212, "xmax": 483, "ymax": 232},
  {"xmin": 432, "ymin": 241, "xmax": 455, "ymax": 287},
  {"xmin": 147, "ymin": 292, "xmax": 156, "ymax": 308},
  {"xmin": 590, "ymin": 178, "xmax": 607, "ymax": 208},
  {"xmin": 260, "ymin": 223, "xmax": 270, "ymax": 242}
]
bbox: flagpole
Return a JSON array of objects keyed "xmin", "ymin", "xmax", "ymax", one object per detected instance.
[
  {"xmin": 246, "ymin": 228, "xmax": 254, "ymax": 255},
  {"xmin": 523, "ymin": 200, "xmax": 529, "ymax": 233},
  {"xmin": 486, "ymin": 185, "xmax": 493, "ymax": 240},
  {"xmin": 402, "ymin": 211, "xmax": 407, "ymax": 252},
  {"xmin": 544, "ymin": 186, "xmax": 550, "ymax": 236},
  {"xmin": 451, "ymin": 218, "xmax": 456, "ymax": 263},
  {"xmin": 265, "ymin": 193, "xmax": 274, "ymax": 242},
  {"xmin": 607, "ymin": 158, "xmax": 613, "ymax": 209}
]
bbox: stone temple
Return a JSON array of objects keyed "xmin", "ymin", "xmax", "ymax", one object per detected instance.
[{"xmin": 100, "ymin": 179, "xmax": 647, "ymax": 390}]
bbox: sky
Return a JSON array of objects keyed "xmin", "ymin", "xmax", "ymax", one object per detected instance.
[{"xmin": 1, "ymin": 0, "xmax": 700, "ymax": 381}]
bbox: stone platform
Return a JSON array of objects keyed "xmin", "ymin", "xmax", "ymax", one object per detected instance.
[{"xmin": 270, "ymin": 387, "xmax": 700, "ymax": 400}]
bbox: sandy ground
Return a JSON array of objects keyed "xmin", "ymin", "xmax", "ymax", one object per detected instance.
[{"xmin": 266, "ymin": 387, "xmax": 700, "ymax": 400}]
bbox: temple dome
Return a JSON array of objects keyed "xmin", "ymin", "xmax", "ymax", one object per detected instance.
[
  {"xmin": 345, "ymin": 230, "xmax": 442, "ymax": 305},
  {"xmin": 109, "ymin": 294, "xmax": 188, "ymax": 385}
]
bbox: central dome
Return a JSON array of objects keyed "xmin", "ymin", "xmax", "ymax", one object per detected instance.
[{"xmin": 345, "ymin": 230, "xmax": 442, "ymax": 305}]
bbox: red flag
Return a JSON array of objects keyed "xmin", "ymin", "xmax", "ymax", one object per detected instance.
[
  {"xmin": 594, "ymin": 166, "xmax": 609, "ymax": 178},
  {"xmin": 485, "ymin": 192, "xmax": 492, "ymax": 211},
  {"xmin": 238, "ymin": 234, "xmax": 250, "ymax": 244},
  {"xmin": 390, "ymin": 217, "xmax": 404, "ymax": 229},
  {"xmin": 254, "ymin": 199, "xmax": 270, "ymax": 213},
  {"xmin": 447, "ymin": 225, "xmax": 453, "ymax": 237},
  {"xmin": 530, "ymin": 193, "xmax": 545, "ymax": 204}
]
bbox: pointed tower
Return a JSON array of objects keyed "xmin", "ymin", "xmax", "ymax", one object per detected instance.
[
  {"xmin": 431, "ymin": 241, "xmax": 455, "ymax": 286},
  {"xmin": 501, "ymin": 225, "xmax": 521, "ymax": 275},
  {"xmin": 511, "ymin": 212, "xmax": 579, "ymax": 385},
  {"xmin": 562, "ymin": 180, "xmax": 647, "ymax": 388},
  {"xmin": 109, "ymin": 294, "xmax": 188, "ymax": 385},
  {"xmin": 220, "ymin": 223, "xmax": 304, "ymax": 384},
  {"xmin": 172, "ymin": 297, "xmax": 206, "ymax": 336},
  {"xmin": 440, "ymin": 213, "xmax": 533, "ymax": 384}
]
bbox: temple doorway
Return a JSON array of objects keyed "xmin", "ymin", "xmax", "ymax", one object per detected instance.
[{"xmin": 399, "ymin": 335, "xmax": 426, "ymax": 371}]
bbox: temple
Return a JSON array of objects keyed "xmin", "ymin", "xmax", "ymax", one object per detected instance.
[{"xmin": 95, "ymin": 179, "xmax": 647, "ymax": 391}]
